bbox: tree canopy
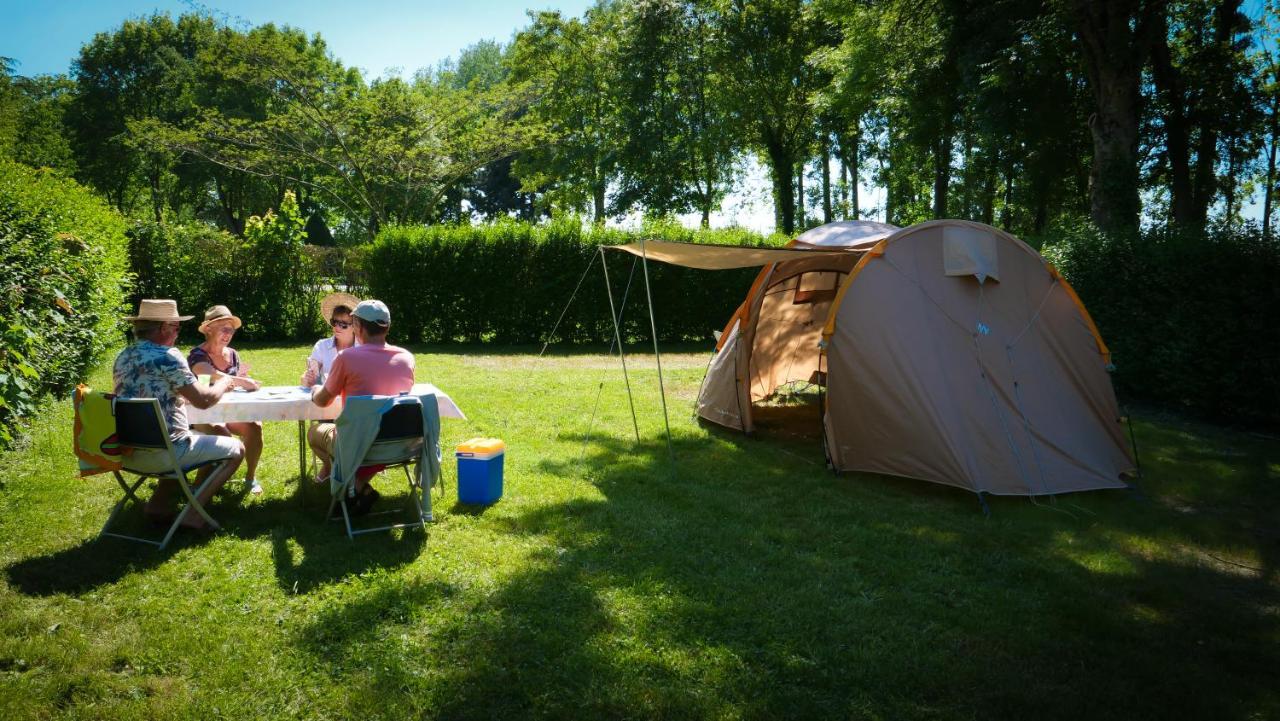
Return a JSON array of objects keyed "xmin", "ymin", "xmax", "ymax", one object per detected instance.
[{"xmin": 1, "ymin": 1, "xmax": 1276, "ymax": 239}]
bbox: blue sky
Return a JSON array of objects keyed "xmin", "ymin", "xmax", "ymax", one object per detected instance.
[{"xmin": 1, "ymin": 0, "xmax": 595, "ymax": 79}]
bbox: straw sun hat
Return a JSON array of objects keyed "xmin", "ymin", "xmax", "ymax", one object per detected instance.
[
  {"xmin": 320, "ymin": 292, "xmax": 360, "ymax": 323},
  {"xmin": 124, "ymin": 299, "xmax": 193, "ymax": 322},
  {"xmin": 197, "ymin": 305, "xmax": 243, "ymax": 334}
]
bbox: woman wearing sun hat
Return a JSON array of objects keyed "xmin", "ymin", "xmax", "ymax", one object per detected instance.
[
  {"xmin": 302, "ymin": 292, "xmax": 359, "ymax": 388},
  {"xmin": 299, "ymin": 292, "xmax": 358, "ymax": 483},
  {"xmin": 188, "ymin": 305, "xmax": 266, "ymax": 495}
]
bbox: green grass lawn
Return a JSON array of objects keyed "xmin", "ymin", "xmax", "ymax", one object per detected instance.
[{"xmin": 1, "ymin": 343, "xmax": 1277, "ymax": 720}]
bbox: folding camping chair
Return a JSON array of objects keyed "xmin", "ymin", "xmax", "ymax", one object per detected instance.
[
  {"xmin": 101, "ymin": 398, "xmax": 227, "ymax": 550},
  {"xmin": 327, "ymin": 397, "xmax": 439, "ymax": 539}
]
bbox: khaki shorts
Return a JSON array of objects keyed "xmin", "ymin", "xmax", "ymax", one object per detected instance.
[
  {"xmin": 308, "ymin": 421, "xmax": 337, "ymax": 458},
  {"xmin": 307, "ymin": 421, "xmax": 422, "ymax": 464},
  {"xmin": 124, "ymin": 433, "xmax": 243, "ymax": 475}
]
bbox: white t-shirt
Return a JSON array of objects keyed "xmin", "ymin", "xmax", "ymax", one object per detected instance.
[{"xmin": 307, "ymin": 336, "xmax": 354, "ymax": 384}]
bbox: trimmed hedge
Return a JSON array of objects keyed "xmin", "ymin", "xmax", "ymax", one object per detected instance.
[
  {"xmin": 1041, "ymin": 219, "xmax": 1280, "ymax": 426},
  {"xmin": 0, "ymin": 162, "xmax": 130, "ymax": 447},
  {"xmin": 128, "ymin": 192, "xmax": 325, "ymax": 342},
  {"xmin": 366, "ymin": 218, "xmax": 782, "ymax": 345}
]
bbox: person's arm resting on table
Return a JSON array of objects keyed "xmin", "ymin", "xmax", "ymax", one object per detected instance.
[
  {"xmin": 310, "ymin": 353, "xmax": 346, "ymax": 407},
  {"xmin": 176, "ymin": 374, "xmax": 235, "ymax": 409}
]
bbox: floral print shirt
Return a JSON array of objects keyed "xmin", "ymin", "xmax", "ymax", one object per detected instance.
[{"xmin": 113, "ymin": 340, "xmax": 197, "ymax": 442}]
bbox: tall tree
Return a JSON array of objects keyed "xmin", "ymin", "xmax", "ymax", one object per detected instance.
[
  {"xmin": 710, "ymin": 0, "xmax": 834, "ymax": 234},
  {"xmin": 1070, "ymin": 0, "xmax": 1166, "ymax": 235},
  {"xmin": 68, "ymin": 13, "xmax": 218, "ymax": 219},
  {"xmin": 0, "ymin": 71, "xmax": 77, "ymax": 174},
  {"xmin": 611, "ymin": 0, "xmax": 739, "ymax": 225},
  {"xmin": 508, "ymin": 7, "xmax": 621, "ymax": 223},
  {"xmin": 155, "ymin": 23, "xmax": 543, "ymax": 239},
  {"xmin": 1151, "ymin": 0, "xmax": 1256, "ymax": 226}
]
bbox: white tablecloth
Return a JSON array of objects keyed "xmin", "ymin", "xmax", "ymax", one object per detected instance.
[{"xmin": 187, "ymin": 383, "xmax": 466, "ymax": 425}]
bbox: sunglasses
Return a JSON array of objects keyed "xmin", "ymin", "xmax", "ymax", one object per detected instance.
[{"xmin": 331, "ymin": 319, "xmax": 352, "ymax": 329}]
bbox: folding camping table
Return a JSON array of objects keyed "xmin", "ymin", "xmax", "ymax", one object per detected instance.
[{"xmin": 187, "ymin": 383, "xmax": 466, "ymax": 480}]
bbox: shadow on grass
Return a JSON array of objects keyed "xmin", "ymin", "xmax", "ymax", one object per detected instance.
[
  {"xmin": 3, "ymin": 527, "xmax": 214, "ymax": 596},
  {"xmin": 280, "ymin": 419, "xmax": 1279, "ymax": 720},
  {"xmin": 4, "ymin": 473, "xmax": 434, "ymax": 597}
]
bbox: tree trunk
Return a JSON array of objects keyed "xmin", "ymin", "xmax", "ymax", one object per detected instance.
[
  {"xmin": 1193, "ymin": 1, "xmax": 1243, "ymax": 223},
  {"xmin": 1265, "ymin": 88, "xmax": 1278, "ymax": 240},
  {"xmin": 981, "ymin": 151, "xmax": 997, "ymax": 225},
  {"xmin": 840, "ymin": 161, "xmax": 850, "ymax": 218},
  {"xmin": 1072, "ymin": 0, "xmax": 1161, "ymax": 236},
  {"xmin": 981, "ymin": 178, "xmax": 996, "ymax": 225},
  {"xmin": 1223, "ymin": 138, "xmax": 1239, "ymax": 220},
  {"xmin": 765, "ymin": 142, "xmax": 797, "ymax": 235},
  {"xmin": 149, "ymin": 166, "xmax": 163, "ymax": 224},
  {"xmin": 593, "ymin": 182, "xmax": 606, "ymax": 226},
  {"xmin": 933, "ymin": 119, "xmax": 952, "ymax": 219},
  {"xmin": 839, "ymin": 125, "xmax": 860, "ymax": 219},
  {"xmin": 1150, "ymin": 14, "xmax": 1196, "ymax": 225},
  {"xmin": 1000, "ymin": 161, "xmax": 1015, "ymax": 231},
  {"xmin": 796, "ymin": 160, "xmax": 805, "ymax": 230},
  {"xmin": 214, "ymin": 176, "xmax": 244, "ymax": 236},
  {"xmin": 822, "ymin": 134, "xmax": 832, "ymax": 223}
]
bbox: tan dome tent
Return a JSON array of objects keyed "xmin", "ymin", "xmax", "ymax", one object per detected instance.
[
  {"xmin": 603, "ymin": 219, "xmax": 1135, "ymax": 498},
  {"xmin": 690, "ymin": 219, "xmax": 1135, "ymax": 496}
]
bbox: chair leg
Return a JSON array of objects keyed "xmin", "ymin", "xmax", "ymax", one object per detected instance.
[
  {"xmin": 173, "ymin": 465, "xmax": 221, "ymax": 531},
  {"xmin": 403, "ymin": 464, "xmax": 430, "ymax": 530},
  {"xmin": 101, "ymin": 472, "xmax": 150, "ymax": 541},
  {"xmin": 325, "ymin": 477, "xmax": 356, "ymax": 540}
]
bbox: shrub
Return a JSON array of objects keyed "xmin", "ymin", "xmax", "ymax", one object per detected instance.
[
  {"xmin": 1041, "ymin": 218, "xmax": 1280, "ymax": 426},
  {"xmin": 366, "ymin": 218, "xmax": 782, "ymax": 345},
  {"xmin": 128, "ymin": 191, "xmax": 324, "ymax": 341},
  {"xmin": 0, "ymin": 162, "xmax": 130, "ymax": 446}
]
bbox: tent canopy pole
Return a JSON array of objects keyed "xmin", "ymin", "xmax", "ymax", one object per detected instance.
[
  {"xmin": 639, "ymin": 237, "xmax": 676, "ymax": 466},
  {"xmin": 599, "ymin": 247, "xmax": 641, "ymax": 443}
]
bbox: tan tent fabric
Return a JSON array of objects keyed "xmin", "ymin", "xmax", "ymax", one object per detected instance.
[
  {"xmin": 605, "ymin": 240, "xmax": 852, "ymax": 270},
  {"xmin": 822, "ymin": 221, "xmax": 1132, "ymax": 494},
  {"xmin": 696, "ymin": 319, "xmax": 746, "ymax": 430},
  {"xmin": 745, "ymin": 256, "xmax": 858, "ymax": 403},
  {"xmin": 693, "ymin": 219, "xmax": 1133, "ymax": 497},
  {"xmin": 942, "ymin": 223, "xmax": 1000, "ymax": 281}
]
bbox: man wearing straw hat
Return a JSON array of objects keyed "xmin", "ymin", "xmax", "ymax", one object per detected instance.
[{"xmin": 113, "ymin": 299, "xmax": 246, "ymax": 531}]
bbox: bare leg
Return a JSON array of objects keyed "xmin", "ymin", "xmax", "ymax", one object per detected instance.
[
  {"xmin": 144, "ymin": 438, "xmax": 244, "ymax": 526},
  {"xmin": 307, "ymin": 422, "xmax": 335, "ymax": 481},
  {"xmin": 192, "ymin": 424, "xmax": 232, "ymax": 486},
  {"xmin": 227, "ymin": 421, "xmax": 263, "ymax": 480},
  {"xmin": 182, "ymin": 443, "xmax": 244, "ymax": 529}
]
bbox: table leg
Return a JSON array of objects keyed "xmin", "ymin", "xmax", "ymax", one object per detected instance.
[{"xmin": 298, "ymin": 420, "xmax": 306, "ymax": 482}]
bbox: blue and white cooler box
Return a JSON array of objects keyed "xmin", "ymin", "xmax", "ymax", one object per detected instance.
[{"xmin": 455, "ymin": 438, "xmax": 505, "ymax": 504}]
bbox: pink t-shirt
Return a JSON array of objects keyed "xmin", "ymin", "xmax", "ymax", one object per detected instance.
[{"xmin": 322, "ymin": 341, "xmax": 415, "ymax": 402}]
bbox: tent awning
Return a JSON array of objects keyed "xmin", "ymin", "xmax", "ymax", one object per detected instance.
[{"xmin": 604, "ymin": 240, "xmax": 857, "ymax": 270}]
